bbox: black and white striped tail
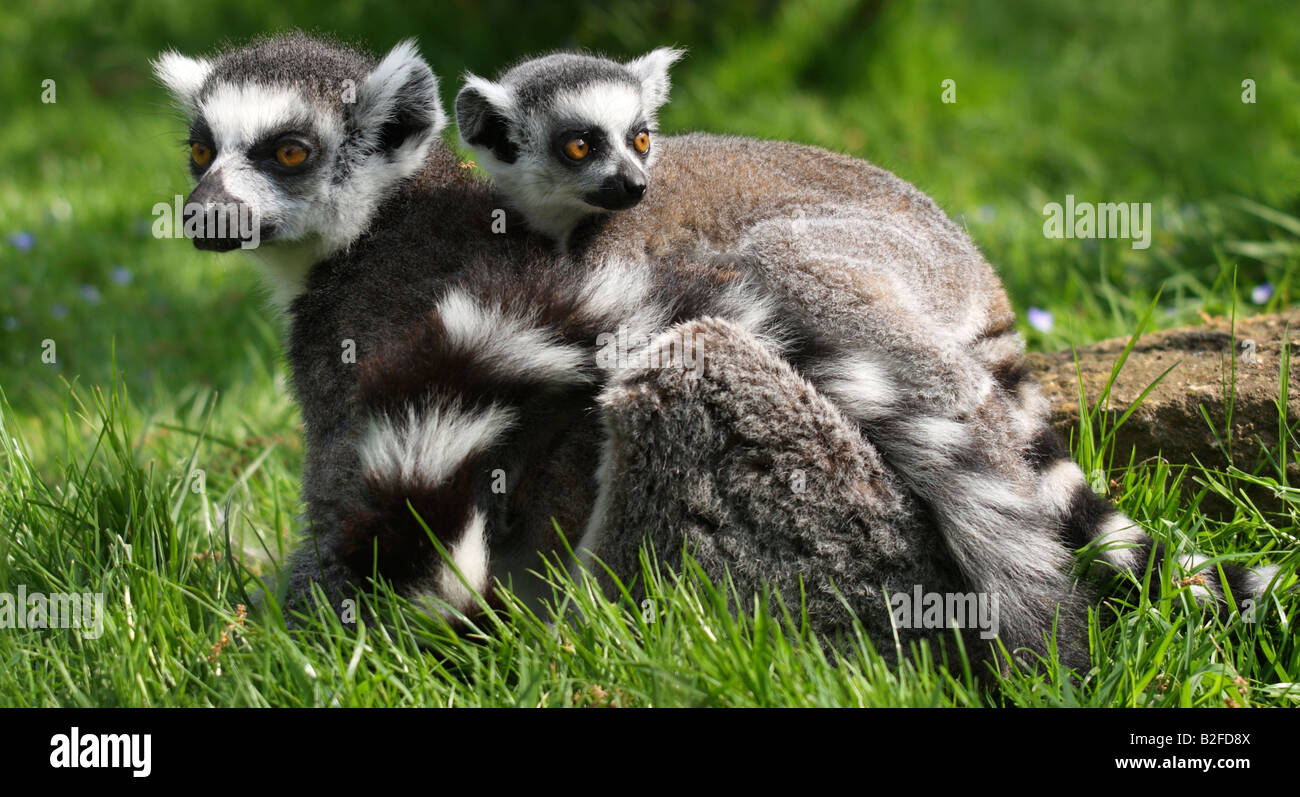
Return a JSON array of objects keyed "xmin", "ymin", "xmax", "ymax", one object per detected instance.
[
  {"xmin": 982, "ymin": 321, "xmax": 1282, "ymax": 610},
  {"xmin": 1025, "ymin": 423, "xmax": 1282, "ymax": 607},
  {"xmin": 807, "ymin": 316, "xmax": 1282, "ymax": 658}
]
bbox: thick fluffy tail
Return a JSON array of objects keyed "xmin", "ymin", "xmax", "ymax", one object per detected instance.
[{"xmin": 980, "ymin": 321, "xmax": 1282, "ymax": 609}]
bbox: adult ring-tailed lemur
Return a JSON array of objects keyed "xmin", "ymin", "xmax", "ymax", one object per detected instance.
[{"xmin": 154, "ymin": 33, "xmax": 1278, "ymax": 670}]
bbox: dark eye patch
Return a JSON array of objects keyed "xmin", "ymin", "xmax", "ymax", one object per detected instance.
[
  {"xmin": 186, "ymin": 118, "xmax": 217, "ymax": 176},
  {"xmin": 626, "ymin": 119, "xmax": 653, "ymax": 156},
  {"xmin": 188, "ymin": 118, "xmax": 214, "ymax": 146},
  {"xmin": 553, "ymin": 123, "xmax": 608, "ymax": 166},
  {"xmin": 248, "ymin": 129, "xmax": 321, "ymax": 176}
]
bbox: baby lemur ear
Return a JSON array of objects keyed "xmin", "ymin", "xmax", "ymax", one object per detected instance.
[
  {"xmin": 624, "ymin": 47, "xmax": 685, "ymax": 110},
  {"xmin": 152, "ymin": 50, "xmax": 213, "ymax": 112},
  {"xmin": 455, "ymin": 75, "xmax": 518, "ymax": 165},
  {"xmin": 351, "ymin": 39, "xmax": 447, "ymax": 158}
]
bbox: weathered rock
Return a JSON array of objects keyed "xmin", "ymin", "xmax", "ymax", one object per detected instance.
[{"xmin": 1027, "ymin": 310, "xmax": 1299, "ymax": 513}]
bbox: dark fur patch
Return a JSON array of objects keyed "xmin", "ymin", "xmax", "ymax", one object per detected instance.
[
  {"xmin": 378, "ymin": 105, "xmax": 427, "ymax": 154},
  {"xmin": 459, "ymin": 99, "xmax": 518, "ymax": 164},
  {"xmin": 1024, "ymin": 425, "xmax": 1070, "ymax": 470},
  {"xmin": 1215, "ymin": 561, "xmax": 1267, "ymax": 605},
  {"xmin": 203, "ymin": 32, "xmax": 376, "ymax": 110},
  {"xmin": 990, "ymin": 355, "xmax": 1031, "ymax": 393},
  {"xmin": 973, "ymin": 315, "xmax": 1016, "ymax": 343},
  {"xmin": 1061, "ymin": 484, "xmax": 1115, "ymax": 550},
  {"xmin": 340, "ymin": 457, "xmax": 480, "ymax": 584},
  {"xmin": 1103, "ymin": 536, "xmax": 1162, "ymax": 603},
  {"xmin": 352, "ymin": 270, "xmax": 606, "ymax": 419},
  {"xmin": 355, "ymin": 312, "xmax": 531, "ymax": 418}
]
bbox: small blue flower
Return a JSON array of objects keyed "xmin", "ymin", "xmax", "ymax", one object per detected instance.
[
  {"xmin": 1026, "ymin": 306, "xmax": 1054, "ymax": 333},
  {"xmin": 79, "ymin": 284, "xmax": 102, "ymax": 304},
  {"xmin": 7, "ymin": 232, "xmax": 35, "ymax": 251},
  {"xmin": 111, "ymin": 266, "xmax": 133, "ymax": 285},
  {"xmin": 51, "ymin": 303, "xmax": 69, "ymax": 320},
  {"xmin": 1251, "ymin": 282, "xmax": 1273, "ymax": 305},
  {"xmin": 2, "ymin": 316, "xmax": 18, "ymax": 331}
]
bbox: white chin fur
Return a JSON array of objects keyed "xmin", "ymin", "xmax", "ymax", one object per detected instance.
[{"xmin": 248, "ymin": 238, "xmax": 330, "ymax": 311}]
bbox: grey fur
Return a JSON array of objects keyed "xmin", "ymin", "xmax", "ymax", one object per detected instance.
[
  {"xmin": 456, "ymin": 45, "xmax": 1096, "ymax": 655},
  {"xmin": 479, "ymin": 52, "xmax": 640, "ymax": 112},
  {"xmin": 204, "ymin": 32, "xmax": 375, "ymax": 108},
  {"xmin": 156, "ymin": 35, "xmax": 1006, "ymax": 662}
]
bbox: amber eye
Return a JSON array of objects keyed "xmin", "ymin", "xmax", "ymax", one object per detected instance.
[
  {"xmin": 276, "ymin": 143, "xmax": 308, "ymax": 168},
  {"xmin": 564, "ymin": 138, "xmax": 590, "ymax": 161},
  {"xmin": 191, "ymin": 143, "xmax": 212, "ymax": 167},
  {"xmin": 633, "ymin": 131, "xmax": 650, "ymax": 154}
]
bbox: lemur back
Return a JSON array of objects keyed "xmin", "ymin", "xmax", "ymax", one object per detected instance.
[{"xmin": 583, "ymin": 135, "xmax": 1282, "ymax": 613}]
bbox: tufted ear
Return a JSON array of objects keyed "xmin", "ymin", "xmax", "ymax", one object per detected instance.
[
  {"xmin": 455, "ymin": 74, "xmax": 518, "ymax": 165},
  {"xmin": 623, "ymin": 47, "xmax": 685, "ymax": 110},
  {"xmin": 152, "ymin": 50, "xmax": 213, "ymax": 112},
  {"xmin": 352, "ymin": 39, "xmax": 447, "ymax": 157}
]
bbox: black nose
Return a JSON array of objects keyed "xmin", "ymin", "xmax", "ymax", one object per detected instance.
[
  {"xmin": 183, "ymin": 172, "xmax": 257, "ymax": 251},
  {"xmin": 585, "ymin": 172, "xmax": 648, "ymax": 211},
  {"xmin": 622, "ymin": 176, "xmax": 647, "ymax": 199}
]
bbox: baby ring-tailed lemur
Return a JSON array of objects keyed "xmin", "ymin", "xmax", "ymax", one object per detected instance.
[
  {"xmin": 455, "ymin": 49, "xmax": 1283, "ymax": 654},
  {"xmin": 455, "ymin": 49, "xmax": 681, "ymax": 244},
  {"xmin": 153, "ymin": 34, "xmax": 980, "ymax": 660}
]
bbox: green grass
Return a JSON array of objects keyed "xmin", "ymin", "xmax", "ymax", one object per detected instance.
[
  {"xmin": 0, "ymin": 373, "xmax": 1296, "ymax": 707},
  {"xmin": 1, "ymin": 0, "xmax": 1298, "ymax": 706}
]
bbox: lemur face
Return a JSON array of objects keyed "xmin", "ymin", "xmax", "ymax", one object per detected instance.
[
  {"xmin": 173, "ymin": 78, "xmax": 342, "ymax": 253},
  {"xmin": 154, "ymin": 34, "xmax": 445, "ymax": 259},
  {"xmin": 456, "ymin": 48, "xmax": 683, "ymax": 241},
  {"xmin": 545, "ymin": 80, "xmax": 652, "ymax": 213}
]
